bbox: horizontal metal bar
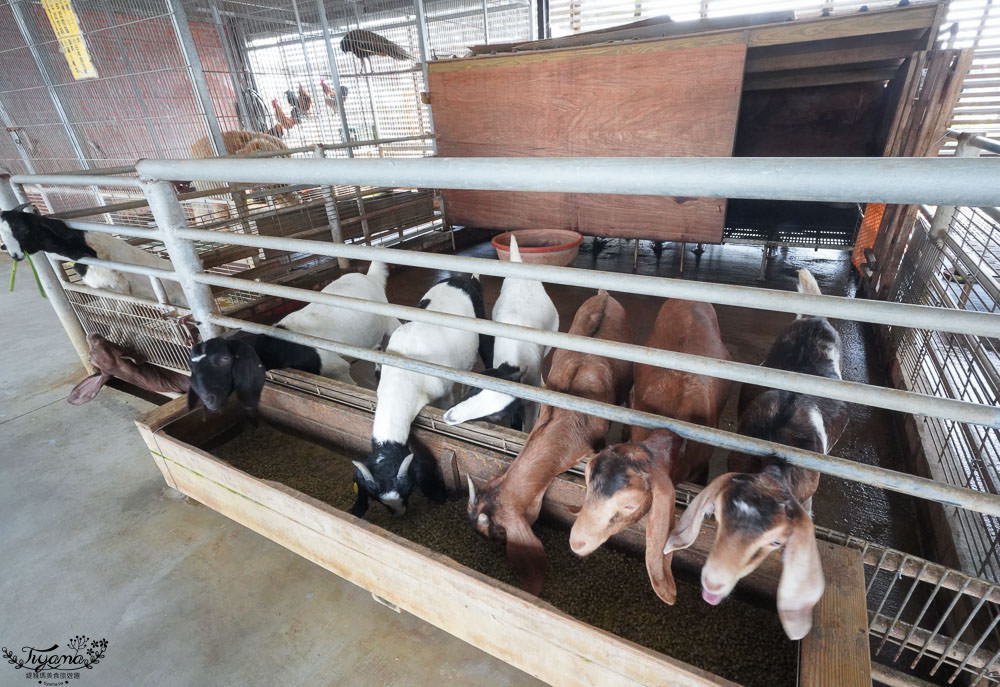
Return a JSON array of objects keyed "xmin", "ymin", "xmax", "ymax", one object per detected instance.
[
  {"xmin": 70, "ymin": 255, "xmax": 177, "ymax": 281},
  {"xmin": 947, "ymin": 128, "xmax": 1000, "ymax": 155},
  {"xmin": 196, "ymin": 272, "xmax": 1000, "ymax": 428},
  {"xmin": 60, "ymin": 220, "xmax": 161, "ymax": 241},
  {"xmin": 135, "ymin": 157, "xmax": 1000, "ymax": 207},
  {"xmin": 208, "ymin": 313, "xmax": 1000, "ymax": 518},
  {"xmin": 170, "ymin": 227, "xmax": 1000, "ymax": 339},
  {"xmin": 11, "ymin": 174, "xmax": 142, "ymax": 188}
]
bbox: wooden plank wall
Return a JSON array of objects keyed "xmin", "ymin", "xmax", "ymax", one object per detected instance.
[{"xmin": 429, "ymin": 44, "xmax": 746, "ymax": 242}]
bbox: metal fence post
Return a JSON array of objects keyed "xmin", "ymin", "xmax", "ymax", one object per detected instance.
[
  {"xmin": 313, "ymin": 145, "xmax": 351, "ymax": 269},
  {"xmin": 315, "ymin": 0, "xmax": 356, "ymax": 154},
  {"xmin": 168, "ymin": 0, "xmax": 227, "ymax": 157},
  {"xmin": 140, "ymin": 178, "xmax": 222, "ymax": 340},
  {"xmin": 930, "ymin": 135, "xmax": 982, "ymax": 242},
  {"xmin": 0, "ymin": 175, "xmax": 93, "ymax": 372}
]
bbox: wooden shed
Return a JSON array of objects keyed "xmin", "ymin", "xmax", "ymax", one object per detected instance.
[{"xmin": 427, "ymin": 1, "xmax": 966, "ymax": 250}]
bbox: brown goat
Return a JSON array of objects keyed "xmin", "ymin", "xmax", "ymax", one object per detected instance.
[
  {"xmin": 467, "ymin": 290, "xmax": 633, "ymax": 595},
  {"xmin": 569, "ymin": 299, "xmax": 731, "ymax": 604},
  {"xmin": 663, "ymin": 269, "xmax": 848, "ymax": 640},
  {"xmin": 68, "ymin": 334, "xmax": 189, "ymax": 404}
]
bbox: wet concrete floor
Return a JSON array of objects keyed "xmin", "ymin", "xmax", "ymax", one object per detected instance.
[{"xmin": 382, "ymin": 237, "xmax": 923, "ymax": 557}]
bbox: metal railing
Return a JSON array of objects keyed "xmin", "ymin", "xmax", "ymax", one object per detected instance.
[{"xmin": 7, "ymin": 152, "xmax": 1000, "ymax": 683}]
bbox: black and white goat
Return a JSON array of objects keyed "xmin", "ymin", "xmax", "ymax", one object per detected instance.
[
  {"xmin": 188, "ymin": 261, "xmax": 399, "ymax": 415},
  {"xmin": 351, "ymin": 274, "xmax": 491, "ymax": 517},
  {"xmin": 442, "ymin": 235, "xmax": 558, "ymax": 431},
  {"xmin": 663, "ymin": 268, "xmax": 849, "ymax": 640},
  {"xmin": 0, "ymin": 205, "xmax": 188, "ymax": 305}
]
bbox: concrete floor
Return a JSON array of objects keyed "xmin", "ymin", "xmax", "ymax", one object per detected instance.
[{"xmin": 0, "ymin": 253, "xmax": 541, "ymax": 687}]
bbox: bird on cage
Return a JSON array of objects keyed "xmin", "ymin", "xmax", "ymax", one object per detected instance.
[
  {"xmin": 272, "ymin": 99, "xmax": 297, "ymax": 131},
  {"xmin": 340, "ymin": 29, "xmax": 413, "ymax": 63},
  {"xmin": 297, "ymin": 84, "xmax": 312, "ymax": 114},
  {"xmin": 285, "ymin": 89, "xmax": 302, "ymax": 111},
  {"xmin": 320, "ymin": 80, "xmax": 349, "ymax": 110},
  {"xmin": 267, "ymin": 123, "xmax": 285, "ymax": 138}
]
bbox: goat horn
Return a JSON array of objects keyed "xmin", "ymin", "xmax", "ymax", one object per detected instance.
[
  {"xmin": 352, "ymin": 460, "xmax": 375, "ymax": 485},
  {"xmin": 12, "ymin": 202, "xmax": 33, "ymax": 212},
  {"xmin": 467, "ymin": 475, "xmax": 476, "ymax": 507},
  {"xmin": 396, "ymin": 453, "xmax": 415, "ymax": 480}
]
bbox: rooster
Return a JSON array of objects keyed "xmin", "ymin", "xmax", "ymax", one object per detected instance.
[
  {"xmin": 340, "ymin": 29, "xmax": 412, "ymax": 62},
  {"xmin": 297, "ymin": 84, "xmax": 312, "ymax": 114},
  {"xmin": 272, "ymin": 99, "xmax": 296, "ymax": 130},
  {"xmin": 320, "ymin": 80, "xmax": 349, "ymax": 109}
]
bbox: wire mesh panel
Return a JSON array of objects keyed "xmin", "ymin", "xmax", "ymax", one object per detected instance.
[{"xmin": 890, "ymin": 209, "xmax": 1000, "ymax": 584}]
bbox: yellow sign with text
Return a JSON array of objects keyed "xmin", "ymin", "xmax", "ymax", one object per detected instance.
[{"xmin": 41, "ymin": 0, "xmax": 98, "ymax": 80}]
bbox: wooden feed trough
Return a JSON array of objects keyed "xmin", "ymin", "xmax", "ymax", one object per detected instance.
[{"xmin": 135, "ymin": 372, "xmax": 870, "ymax": 686}]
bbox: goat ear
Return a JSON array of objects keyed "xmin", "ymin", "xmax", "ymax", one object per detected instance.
[
  {"xmin": 229, "ymin": 340, "xmax": 265, "ymax": 414},
  {"xmin": 645, "ymin": 461, "xmax": 677, "ymax": 605},
  {"xmin": 42, "ymin": 216, "xmax": 80, "ymax": 242},
  {"xmin": 663, "ymin": 472, "xmax": 736, "ymax": 555},
  {"xmin": 504, "ymin": 517, "xmax": 547, "ymax": 597},
  {"xmin": 67, "ymin": 372, "xmax": 112, "ymax": 405},
  {"xmin": 777, "ymin": 510, "xmax": 825, "ymax": 640},
  {"xmin": 412, "ymin": 453, "xmax": 446, "ymax": 503}
]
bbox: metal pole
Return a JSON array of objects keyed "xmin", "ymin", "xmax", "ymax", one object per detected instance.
[
  {"xmin": 930, "ymin": 136, "xmax": 981, "ymax": 242},
  {"xmin": 140, "ymin": 179, "xmax": 221, "ymax": 340},
  {"xmin": 413, "ymin": 0, "xmax": 438, "ymax": 154},
  {"xmin": 168, "ymin": 0, "xmax": 227, "ymax": 157},
  {"xmin": 210, "ymin": 0, "xmax": 251, "ymax": 130},
  {"xmin": 193, "ymin": 271, "xmax": 1000, "ymax": 428},
  {"xmin": 135, "ymin": 156, "xmax": 1000, "ymax": 207},
  {"xmin": 946, "ymin": 128, "xmax": 1000, "ymax": 156},
  {"xmin": 208, "ymin": 312, "xmax": 1000, "ymax": 519},
  {"xmin": 291, "ymin": 0, "xmax": 325, "ymax": 141},
  {"xmin": 314, "ymin": 145, "xmax": 350, "ymax": 269},
  {"xmin": 315, "ymin": 0, "xmax": 355, "ymax": 154},
  {"xmin": 482, "ymin": 0, "xmax": 491, "ymax": 44},
  {"xmin": 1, "ymin": 175, "xmax": 92, "ymax": 372},
  {"xmin": 153, "ymin": 225, "xmax": 1000, "ymax": 339}
]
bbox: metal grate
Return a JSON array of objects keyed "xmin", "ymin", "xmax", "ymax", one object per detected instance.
[{"xmin": 890, "ymin": 207, "xmax": 1000, "ymax": 584}]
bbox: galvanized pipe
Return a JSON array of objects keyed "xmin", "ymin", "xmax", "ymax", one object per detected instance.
[
  {"xmin": 140, "ymin": 179, "xmax": 221, "ymax": 339},
  {"xmin": 947, "ymin": 128, "xmax": 1000, "ymax": 156},
  {"xmin": 208, "ymin": 312, "xmax": 1000, "ymax": 518},
  {"xmin": 135, "ymin": 156, "xmax": 1000, "ymax": 207},
  {"xmin": 168, "ymin": 0, "xmax": 227, "ymax": 157},
  {"xmin": 168, "ymin": 227, "xmax": 1000, "ymax": 338},
  {"xmin": 315, "ymin": 0, "xmax": 355, "ymax": 153},
  {"xmin": 61, "ymin": 220, "xmax": 161, "ymax": 241},
  {"xmin": 71, "ymin": 255, "xmax": 177, "ymax": 281},
  {"xmin": 11, "ymin": 174, "xmax": 142, "ymax": 188},
  {"xmin": 195, "ymin": 271, "xmax": 1000, "ymax": 426},
  {"xmin": 314, "ymin": 145, "xmax": 350, "ymax": 269},
  {"xmin": 0, "ymin": 176, "xmax": 92, "ymax": 372}
]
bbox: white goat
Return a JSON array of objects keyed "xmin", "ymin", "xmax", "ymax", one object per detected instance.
[
  {"xmin": 350, "ymin": 274, "xmax": 488, "ymax": 516},
  {"xmin": 443, "ymin": 234, "xmax": 558, "ymax": 431},
  {"xmin": 276, "ymin": 261, "xmax": 399, "ymax": 383}
]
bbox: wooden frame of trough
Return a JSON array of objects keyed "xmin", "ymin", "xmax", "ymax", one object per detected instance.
[{"xmin": 135, "ymin": 372, "xmax": 870, "ymax": 686}]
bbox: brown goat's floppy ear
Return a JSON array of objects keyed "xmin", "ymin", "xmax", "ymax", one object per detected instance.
[
  {"xmin": 663, "ymin": 472, "xmax": 736, "ymax": 555},
  {"xmin": 644, "ymin": 460, "xmax": 677, "ymax": 604},
  {"xmin": 67, "ymin": 372, "xmax": 112, "ymax": 405},
  {"xmin": 504, "ymin": 517, "xmax": 547, "ymax": 597},
  {"xmin": 777, "ymin": 509, "xmax": 825, "ymax": 640},
  {"xmin": 229, "ymin": 340, "xmax": 265, "ymax": 413}
]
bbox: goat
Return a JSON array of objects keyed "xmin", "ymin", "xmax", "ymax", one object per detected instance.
[
  {"xmin": 68, "ymin": 333, "xmax": 189, "ymax": 404},
  {"xmin": 443, "ymin": 234, "xmax": 559, "ymax": 431},
  {"xmin": 568, "ymin": 299, "xmax": 732, "ymax": 605},
  {"xmin": 663, "ymin": 269, "xmax": 848, "ymax": 640},
  {"xmin": 467, "ymin": 291, "xmax": 633, "ymax": 595},
  {"xmin": 188, "ymin": 261, "xmax": 399, "ymax": 416},
  {"xmin": 0, "ymin": 205, "xmax": 188, "ymax": 305},
  {"xmin": 351, "ymin": 274, "xmax": 491, "ymax": 517},
  {"xmin": 187, "ymin": 332, "xmax": 319, "ymax": 421}
]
